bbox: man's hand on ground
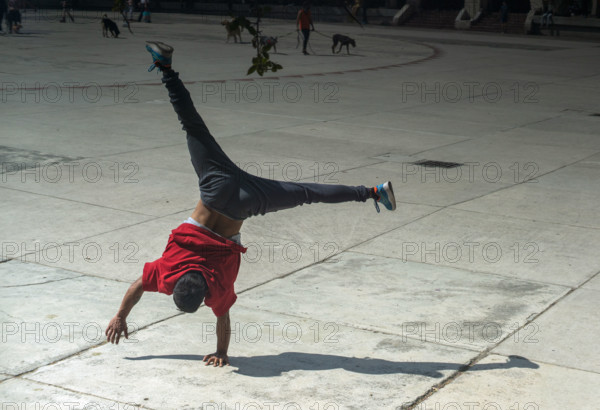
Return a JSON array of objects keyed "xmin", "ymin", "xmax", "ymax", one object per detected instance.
[
  {"xmin": 203, "ymin": 352, "xmax": 229, "ymax": 367},
  {"xmin": 105, "ymin": 316, "xmax": 129, "ymax": 344}
]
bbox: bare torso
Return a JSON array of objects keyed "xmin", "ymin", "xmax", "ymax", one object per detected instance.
[{"xmin": 190, "ymin": 200, "xmax": 243, "ymax": 239}]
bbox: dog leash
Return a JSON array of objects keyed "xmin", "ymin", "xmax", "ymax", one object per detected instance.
[
  {"xmin": 294, "ymin": 30, "xmax": 316, "ymax": 55},
  {"xmin": 276, "ymin": 30, "xmax": 296, "ymax": 38},
  {"xmin": 313, "ymin": 30, "xmax": 333, "ymax": 39}
]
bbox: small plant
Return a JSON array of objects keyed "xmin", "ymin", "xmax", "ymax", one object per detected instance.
[
  {"xmin": 112, "ymin": 0, "xmax": 133, "ymax": 34},
  {"xmin": 230, "ymin": 9, "xmax": 282, "ymax": 76}
]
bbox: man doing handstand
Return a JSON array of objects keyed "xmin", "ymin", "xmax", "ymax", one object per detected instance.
[{"xmin": 105, "ymin": 42, "xmax": 396, "ymax": 367}]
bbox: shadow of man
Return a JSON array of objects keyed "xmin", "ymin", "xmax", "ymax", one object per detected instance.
[{"xmin": 125, "ymin": 352, "xmax": 539, "ymax": 378}]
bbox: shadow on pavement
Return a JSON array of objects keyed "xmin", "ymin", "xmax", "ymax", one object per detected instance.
[{"xmin": 124, "ymin": 353, "xmax": 538, "ymax": 378}]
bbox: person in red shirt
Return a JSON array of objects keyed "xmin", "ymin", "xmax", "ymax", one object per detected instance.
[
  {"xmin": 296, "ymin": 2, "xmax": 315, "ymax": 55},
  {"xmin": 105, "ymin": 41, "xmax": 396, "ymax": 367}
]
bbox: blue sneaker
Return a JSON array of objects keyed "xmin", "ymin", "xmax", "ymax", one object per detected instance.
[
  {"xmin": 373, "ymin": 181, "xmax": 396, "ymax": 213},
  {"xmin": 145, "ymin": 41, "xmax": 173, "ymax": 72}
]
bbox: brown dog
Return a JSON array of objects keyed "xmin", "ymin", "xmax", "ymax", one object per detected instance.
[
  {"xmin": 221, "ymin": 19, "xmax": 242, "ymax": 43},
  {"xmin": 332, "ymin": 34, "xmax": 356, "ymax": 55}
]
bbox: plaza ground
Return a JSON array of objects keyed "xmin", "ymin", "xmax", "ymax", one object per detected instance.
[{"xmin": 1, "ymin": 11, "xmax": 599, "ymax": 410}]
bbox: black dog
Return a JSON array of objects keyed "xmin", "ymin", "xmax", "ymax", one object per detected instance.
[
  {"xmin": 332, "ymin": 34, "xmax": 356, "ymax": 55},
  {"xmin": 101, "ymin": 14, "xmax": 120, "ymax": 38}
]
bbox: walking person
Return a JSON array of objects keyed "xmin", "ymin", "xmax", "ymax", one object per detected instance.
[
  {"xmin": 137, "ymin": 0, "xmax": 151, "ymax": 22},
  {"xmin": 296, "ymin": 2, "xmax": 314, "ymax": 55},
  {"xmin": 541, "ymin": 1, "xmax": 554, "ymax": 28},
  {"xmin": 59, "ymin": 0, "xmax": 75, "ymax": 23},
  {"xmin": 6, "ymin": 0, "xmax": 22, "ymax": 33},
  {"xmin": 0, "ymin": 0, "xmax": 7, "ymax": 34},
  {"xmin": 500, "ymin": 1, "xmax": 509, "ymax": 33},
  {"xmin": 126, "ymin": 0, "xmax": 134, "ymax": 23},
  {"xmin": 105, "ymin": 41, "xmax": 397, "ymax": 367}
]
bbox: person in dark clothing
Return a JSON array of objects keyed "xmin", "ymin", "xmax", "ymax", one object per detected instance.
[
  {"xmin": 500, "ymin": 1, "xmax": 508, "ymax": 33},
  {"xmin": 0, "ymin": 0, "xmax": 7, "ymax": 33},
  {"xmin": 59, "ymin": 0, "xmax": 75, "ymax": 23},
  {"xmin": 6, "ymin": 0, "xmax": 21, "ymax": 33}
]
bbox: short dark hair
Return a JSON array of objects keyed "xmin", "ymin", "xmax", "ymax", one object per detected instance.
[{"xmin": 173, "ymin": 271, "xmax": 208, "ymax": 313}]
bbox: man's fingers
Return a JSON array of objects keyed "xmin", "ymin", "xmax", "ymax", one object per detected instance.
[
  {"xmin": 124, "ymin": 326, "xmax": 129, "ymax": 339},
  {"xmin": 202, "ymin": 354, "xmax": 228, "ymax": 367}
]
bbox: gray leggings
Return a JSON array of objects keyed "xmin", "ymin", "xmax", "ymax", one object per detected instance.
[{"xmin": 163, "ymin": 71, "xmax": 370, "ymax": 221}]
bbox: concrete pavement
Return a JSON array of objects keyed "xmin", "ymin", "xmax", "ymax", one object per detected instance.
[{"xmin": 1, "ymin": 11, "xmax": 599, "ymax": 410}]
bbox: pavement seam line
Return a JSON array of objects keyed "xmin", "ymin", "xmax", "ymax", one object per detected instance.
[
  {"xmin": 444, "ymin": 149, "xmax": 600, "ymax": 227},
  {"xmin": 0, "ymin": 275, "xmax": 85, "ymax": 288},
  {"xmin": 406, "ymin": 268, "xmax": 599, "ymax": 409},
  {"xmin": 9, "ymin": 311, "xmax": 183, "ymax": 381},
  {"xmin": 0, "ymin": 185, "xmax": 157, "ymax": 217},
  {"xmin": 236, "ymin": 305, "xmax": 484, "ymax": 354},
  {"xmin": 345, "ymin": 248, "xmax": 578, "ymax": 289},
  {"xmin": 236, "ymin": 207, "xmax": 444, "ymax": 296},
  {"xmin": 15, "ymin": 377, "xmax": 156, "ymax": 410},
  {"xmin": 486, "ymin": 352, "xmax": 600, "ymax": 375}
]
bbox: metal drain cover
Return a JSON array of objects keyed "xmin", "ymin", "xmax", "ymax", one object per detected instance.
[{"xmin": 412, "ymin": 160, "xmax": 463, "ymax": 168}]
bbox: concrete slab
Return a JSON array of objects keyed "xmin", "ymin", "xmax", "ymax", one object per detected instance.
[
  {"xmin": 454, "ymin": 163, "xmax": 600, "ymax": 229},
  {"xmin": 578, "ymin": 152, "xmax": 600, "ymax": 166},
  {"xmin": 216, "ymin": 129, "xmax": 399, "ymax": 165},
  {"xmin": 399, "ymin": 98, "xmax": 560, "ymax": 131},
  {"xmin": 482, "ymin": 126, "xmax": 600, "ymax": 150},
  {"xmin": 0, "ymin": 158, "xmax": 200, "ymax": 217},
  {"xmin": 30, "ymin": 202, "xmax": 437, "ymax": 290},
  {"xmin": 338, "ymin": 111, "xmax": 509, "ymax": 139},
  {"xmin": 20, "ymin": 216, "xmax": 180, "ymax": 284},
  {"xmin": 0, "ymin": 374, "xmax": 11, "ymax": 383},
  {"xmin": 403, "ymin": 133, "xmax": 592, "ymax": 178},
  {"xmin": 100, "ymin": 138, "xmax": 382, "ymax": 182},
  {"xmin": 0, "ymin": 103, "xmax": 186, "ymax": 158},
  {"xmin": 0, "ymin": 378, "xmax": 138, "ymax": 410},
  {"xmin": 347, "ymin": 159, "xmax": 517, "ymax": 207},
  {"xmin": 237, "ymin": 252, "xmax": 567, "ymax": 350},
  {"xmin": 493, "ymin": 288, "xmax": 600, "ymax": 373},
  {"xmin": 524, "ymin": 83, "xmax": 600, "ymax": 112},
  {"xmin": 0, "ymin": 189, "xmax": 152, "ymax": 260},
  {"xmin": 355, "ymin": 207, "xmax": 600, "ymax": 287},
  {"xmin": 0, "ymin": 261, "xmax": 177, "ymax": 375},
  {"xmin": 0, "ymin": 260, "xmax": 79, "ymax": 286},
  {"xmin": 582, "ymin": 273, "xmax": 600, "ymax": 291},
  {"xmin": 277, "ymin": 122, "xmax": 471, "ymax": 156},
  {"xmin": 26, "ymin": 309, "xmax": 478, "ymax": 409},
  {"xmin": 526, "ymin": 109, "xmax": 600, "ymax": 136},
  {"xmin": 237, "ymin": 201, "xmax": 438, "ymax": 292},
  {"xmin": 418, "ymin": 354, "xmax": 600, "ymax": 410},
  {"xmin": 3, "ymin": 10, "xmax": 600, "ymax": 410}
]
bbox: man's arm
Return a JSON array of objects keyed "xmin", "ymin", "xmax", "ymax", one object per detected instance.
[
  {"xmin": 203, "ymin": 311, "xmax": 231, "ymax": 367},
  {"xmin": 105, "ymin": 275, "xmax": 144, "ymax": 344}
]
